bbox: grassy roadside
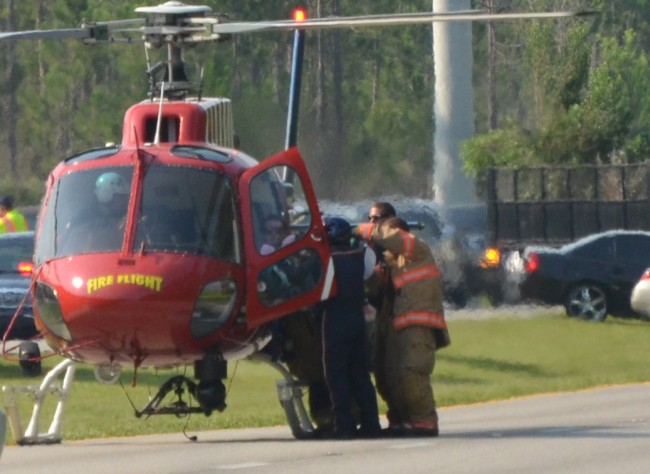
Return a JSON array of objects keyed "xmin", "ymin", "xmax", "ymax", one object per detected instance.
[{"xmin": 2, "ymin": 309, "xmax": 650, "ymax": 443}]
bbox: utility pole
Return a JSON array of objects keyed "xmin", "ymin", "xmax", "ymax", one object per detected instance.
[{"xmin": 432, "ymin": 0, "xmax": 476, "ymax": 205}]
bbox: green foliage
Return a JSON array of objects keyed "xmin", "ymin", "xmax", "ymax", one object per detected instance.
[
  {"xmin": 0, "ymin": 175, "xmax": 46, "ymax": 204},
  {"xmin": 3, "ymin": 1, "xmax": 650, "ymax": 201},
  {"xmin": 462, "ymin": 125, "xmax": 537, "ymax": 174},
  {"xmin": 464, "ymin": 15, "xmax": 650, "ymax": 171}
]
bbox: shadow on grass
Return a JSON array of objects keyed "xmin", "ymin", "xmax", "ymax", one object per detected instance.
[{"xmin": 439, "ymin": 354, "xmax": 549, "ymax": 378}]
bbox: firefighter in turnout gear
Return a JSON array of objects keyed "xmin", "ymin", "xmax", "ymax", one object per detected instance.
[
  {"xmin": 363, "ymin": 202, "xmax": 397, "ymax": 420},
  {"xmin": 355, "ymin": 217, "xmax": 449, "ymax": 437}
]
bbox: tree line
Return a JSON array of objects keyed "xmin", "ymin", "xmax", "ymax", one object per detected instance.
[{"xmin": 0, "ymin": 0, "xmax": 648, "ymax": 204}]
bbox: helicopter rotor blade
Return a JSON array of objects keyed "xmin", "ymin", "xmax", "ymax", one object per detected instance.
[
  {"xmin": 207, "ymin": 10, "xmax": 594, "ymax": 35},
  {"xmin": 0, "ymin": 28, "xmax": 91, "ymax": 42},
  {"xmin": 0, "ymin": 9, "xmax": 595, "ymax": 46},
  {"xmin": 0, "ymin": 18, "xmax": 145, "ymax": 44}
]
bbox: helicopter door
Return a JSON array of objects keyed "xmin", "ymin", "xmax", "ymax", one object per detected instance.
[{"xmin": 240, "ymin": 147, "xmax": 333, "ymax": 328}]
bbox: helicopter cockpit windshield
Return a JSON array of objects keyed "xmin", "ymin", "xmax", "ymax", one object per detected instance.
[{"xmin": 35, "ymin": 165, "xmax": 239, "ymax": 262}]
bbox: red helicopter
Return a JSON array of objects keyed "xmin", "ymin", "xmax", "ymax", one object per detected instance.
[{"xmin": 0, "ymin": 2, "xmax": 590, "ymax": 445}]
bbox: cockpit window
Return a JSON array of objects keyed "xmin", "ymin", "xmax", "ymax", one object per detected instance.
[
  {"xmin": 134, "ymin": 165, "xmax": 240, "ymax": 262},
  {"xmin": 64, "ymin": 146, "xmax": 120, "ymax": 164},
  {"xmin": 36, "ymin": 167, "xmax": 133, "ymax": 262},
  {"xmin": 248, "ymin": 164, "xmax": 321, "ymax": 307},
  {"xmin": 35, "ymin": 165, "xmax": 240, "ymax": 263},
  {"xmin": 250, "ymin": 165, "xmax": 312, "ymax": 255},
  {"xmin": 172, "ymin": 146, "xmax": 231, "ymax": 163}
]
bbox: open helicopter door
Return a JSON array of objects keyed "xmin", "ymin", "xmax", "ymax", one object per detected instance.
[{"xmin": 239, "ymin": 147, "xmax": 334, "ymax": 328}]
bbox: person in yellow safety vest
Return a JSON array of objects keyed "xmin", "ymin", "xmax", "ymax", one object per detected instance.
[
  {"xmin": 0, "ymin": 196, "xmax": 29, "ymax": 234},
  {"xmin": 355, "ymin": 216, "xmax": 450, "ymax": 437}
]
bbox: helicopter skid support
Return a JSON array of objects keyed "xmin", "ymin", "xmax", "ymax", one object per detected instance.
[
  {"xmin": 2, "ymin": 358, "xmax": 77, "ymax": 445},
  {"xmin": 135, "ymin": 374, "xmax": 217, "ymax": 417},
  {"xmin": 247, "ymin": 352, "xmax": 315, "ymax": 439}
]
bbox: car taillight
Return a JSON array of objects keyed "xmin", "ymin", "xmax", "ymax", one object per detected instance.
[
  {"xmin": 17, "ymin": 261, "xmax": 34, "ymax": 277},
  {"xmin": 641, "ymin": 269, "xmax": 650, "ymax": 281},
  {"xmin": 525, "ymin": 253, "xmax": 540, "ymax": 273}
]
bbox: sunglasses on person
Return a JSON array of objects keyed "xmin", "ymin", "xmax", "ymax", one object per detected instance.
[{"xmin": 368, "ymin": 214, "xmax": 386, "ymax": 222}]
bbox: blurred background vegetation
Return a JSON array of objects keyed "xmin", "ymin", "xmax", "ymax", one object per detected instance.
[{"xmin": 1, "ymin": 1, "xmax": 650, "ymax": 204}]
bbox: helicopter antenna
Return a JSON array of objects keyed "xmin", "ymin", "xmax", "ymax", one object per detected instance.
[
  {"xmin": 198, "ymin": 65, "xmax": 204, "ymax": 101},
  {"xmin": 153, "ymin": 82, "xmax": 165, "ymax": 145}
]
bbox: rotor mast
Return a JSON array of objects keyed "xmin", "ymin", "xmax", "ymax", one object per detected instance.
[{"xmin": 137, "ymin": 3, "xmax": 215, "ymax": 100}]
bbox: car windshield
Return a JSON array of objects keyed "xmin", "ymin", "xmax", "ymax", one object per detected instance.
[
  {"xmin": 0, "ymin": 233, "xmax": 34, "ymax": 273},
  {"xmin": 35, "ymin": 165, "xmax": 240, "ymax": 263}
]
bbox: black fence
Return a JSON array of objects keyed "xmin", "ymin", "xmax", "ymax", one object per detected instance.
[{"xmin": 485, "ymin": 162, "xmax": 650, "ymax": 248}]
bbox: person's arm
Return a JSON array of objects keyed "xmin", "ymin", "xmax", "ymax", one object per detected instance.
[{"xmin": 356, "ymin": 223, "xmax": 414, "ymax": 258}]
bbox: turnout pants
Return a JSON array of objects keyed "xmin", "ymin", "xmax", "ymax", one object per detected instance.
[{"xmin": 382, "ymin": 325, "xmax": 437, "ymax": 426}]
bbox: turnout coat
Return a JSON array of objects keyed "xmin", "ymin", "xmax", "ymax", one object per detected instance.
[{"xmin": 356, "ymin": 223, "xmax": 450, "ymax": 350}]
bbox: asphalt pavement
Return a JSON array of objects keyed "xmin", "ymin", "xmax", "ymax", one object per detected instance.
[{"xmin": 2, "ymin": 383, "xmax": 650, "ymax": 473}]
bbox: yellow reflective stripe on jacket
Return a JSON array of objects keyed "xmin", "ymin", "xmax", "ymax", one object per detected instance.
[
  {"xmin": 1, "ymin": 216, "xmax": 16, "ymax": 232},
  {"xmin": 393, "ymin": 264, "xmax": 440, "ymax": 288},
  {"xmin": 393, "ymin": 311, "xmax": 446, "ymax": 330},
  {"xmin": 1, "ymin": 210, "xmax": 28, "ymax": 232}
]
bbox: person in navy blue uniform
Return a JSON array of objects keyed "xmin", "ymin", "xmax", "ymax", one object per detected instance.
[{"xmin": 321, "ymin": 216, "xmax": 381, "ymax": 439}]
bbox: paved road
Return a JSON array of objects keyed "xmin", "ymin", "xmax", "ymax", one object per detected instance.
[{"xmin": 2, "ymin": 383, "xmax": 649, "ymax": 473}]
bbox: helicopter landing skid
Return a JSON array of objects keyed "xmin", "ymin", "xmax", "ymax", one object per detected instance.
[
  {"xmin": 1, "ymin": 355, "xmax": 314, "ymax": 444},
  {"xmin": 2, "ymin": 358, "xmax": 77, "ymax": 445},
  {"xmin": 247, "ymin": 352, "xmax": 315, "ymax": 440}
]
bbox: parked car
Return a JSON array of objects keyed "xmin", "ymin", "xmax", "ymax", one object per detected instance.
[
  {"xmin": 520, "ymin": 230, "xmax": 650, "ymax": 322},
  {"xmin": 0, "ymin": 231, "xmax": 37, "ymax": 339},
  {"xmin": 630, "ymin": 268, "xmax": 650, "ymax": 319}
]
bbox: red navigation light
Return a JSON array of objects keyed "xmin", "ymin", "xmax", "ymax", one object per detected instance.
[{"xmin": 293, "ymin": 8, "xmax": 307, "ymax": 22}]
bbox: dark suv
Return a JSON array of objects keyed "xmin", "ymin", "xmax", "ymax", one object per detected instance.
[{"xmin": 0, "ymin": 231, "xmax": 37, "ymax": 339}]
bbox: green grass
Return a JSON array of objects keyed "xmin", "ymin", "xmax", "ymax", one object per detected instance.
[
  {"xmin": 3, "ymin": 309, "xmax": 650, "ymax": 444},
  {"xmin": 437, "ymin": 311, "xmax": 650, "ymax": 404}
]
